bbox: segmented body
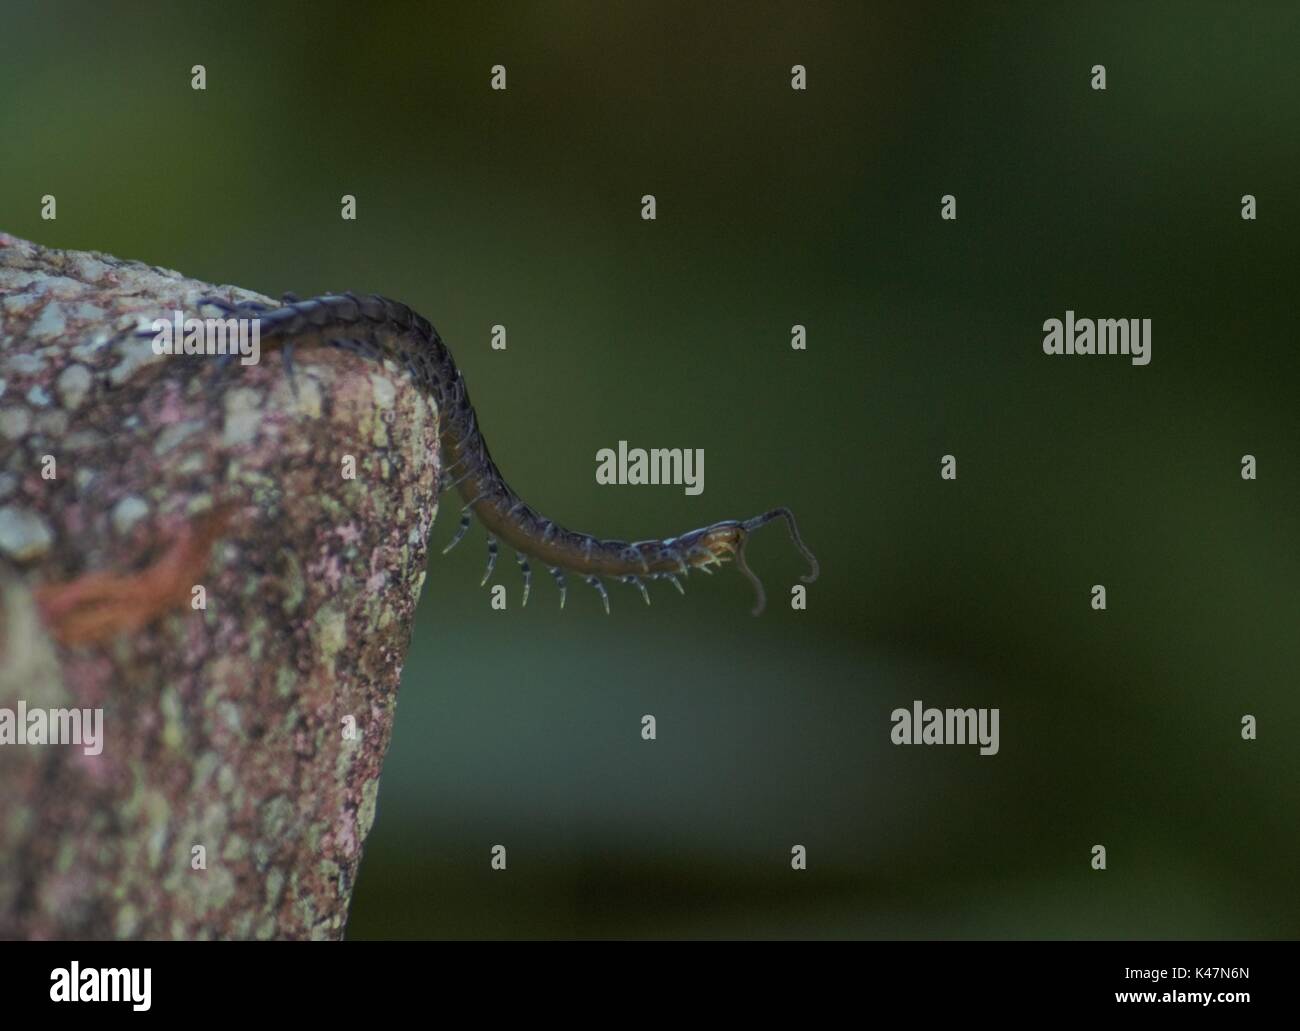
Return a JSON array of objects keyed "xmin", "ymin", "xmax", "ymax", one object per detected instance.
[{"xmin": 194, "ymin": 292, "xmax": 818, "ymax": 615}]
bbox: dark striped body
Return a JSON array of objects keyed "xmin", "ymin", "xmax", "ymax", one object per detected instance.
[{"xmin": 198, "ymin": 292, "xmax": 817, "ymax": 614}]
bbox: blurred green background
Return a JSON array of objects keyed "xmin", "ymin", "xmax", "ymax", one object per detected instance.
[{"xmin": 3, "ymin": 1, "xmax": 1297, "ymax": 938}]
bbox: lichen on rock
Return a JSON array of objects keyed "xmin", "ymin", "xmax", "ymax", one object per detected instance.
[{"xmin": 0, "ymin": 231, "xmax": 439, "ymax": 939}]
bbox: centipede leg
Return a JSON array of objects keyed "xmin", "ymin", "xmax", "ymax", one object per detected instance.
[
  {"xmin": 689, "ymin": 545, "xmax": 721, "ymax": 573},
  {"xmin": 623, "ymin": 575, "xmax": 651, "ymax": 605},
  {"xmin": 203, "ymin": 351, "xmax": 238, "ymax": 404},
  {"xmin": 280, "ymin": 340, "xmax": 299, "ymax": 398},
  {"xmin": 620, "ymin": 547, "xmax": 650, "ymax": 575},
  {"xmin": 480, "ymin": 535, "xmax": 499, "ymax": 586},
  {"xmin": 516, "ymin": 553, "xmax": 531, "ymax": 606},
  {"xmin": 442, "ymin": 511, "xmax": 472, "ymax": 554},
  {"xmin": 440, "ymin": 446, "xmax": 470, "ymax": 477},
  {"xmin": 549, "ymin": 567, "xmax": 567, "ymax": 609},
  {"xmin": 439, "ymin": 467, "xmax": 474, "ymax": 498},
  {"xmin": 587, "ymin": 576, "xmax": 611, "ymax": 615},
  {"xmin": 327, "ymin": 337, "xmax": 382, "ymax": 362},
  {"xmin": 195, "ymin": 295, "xmax": 239, "ymax": 315},
  {"xmin": 662, "ymin": 573, "xmax": 685, "ymax": 595}
]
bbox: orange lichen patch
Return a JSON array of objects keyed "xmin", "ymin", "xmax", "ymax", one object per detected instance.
[{"xmin": 35, "ymin": 505, "xmax": 234, "ymax": 646}]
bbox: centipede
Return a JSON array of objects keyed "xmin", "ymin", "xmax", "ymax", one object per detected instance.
[{"xmin": 185, "ymin": 292, "xmax": 819, "ymax": 615}]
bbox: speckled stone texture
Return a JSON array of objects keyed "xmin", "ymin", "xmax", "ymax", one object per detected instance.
[{"xmin": 0, "ymin": 232, "xmax": 440, "ymax": 939}]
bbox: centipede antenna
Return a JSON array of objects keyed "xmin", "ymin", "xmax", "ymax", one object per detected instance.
[
  {"xmin": 549, "ymin": 566, "xmax": 567, "ymax": 609},
  {"xmin": 741, "ymin": 507, "xmax": 819, "ymax": 583},
  {"xmin": 480, "ymin": 535, "xmax": 499, "ymax": 586},
  {"xmin": 442, "ymin": 511, "xmax": 472, "ymax": 554},
  {"xmin": 587, "ymin": 576, "xmax": 611, "ymax": 615},
  {"xmin": 733, "ymin": 534, "xmax": 768, "ymax": 617},
  {"xmin": 623, "ymin": 575, "xmax": 651, "ymax": 605},
  {"xmin": 516, "ymin": 552, "xmax": 532, "ymax": 606}
]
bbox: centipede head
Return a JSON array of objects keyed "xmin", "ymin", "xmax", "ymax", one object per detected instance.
[{"xmin": 678, "ymin": 507, "xmax": 819, "ymax": 616}]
